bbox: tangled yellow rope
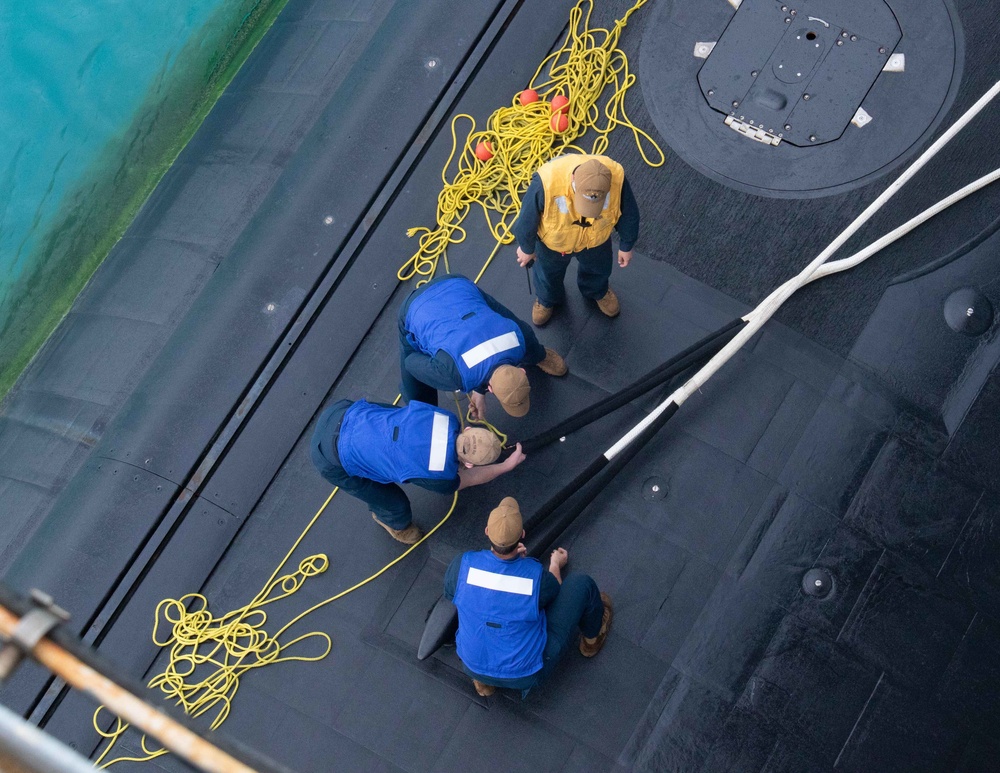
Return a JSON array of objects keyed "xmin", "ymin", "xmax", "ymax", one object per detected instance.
[
  {"xmin": 93, "ymin": 0, "xmax": 660, "ymax": 765},
  {"xmin": 398, "ymin": 0, "xmax": 664, "ymax": 287},
  {"xmin": 94, "ymin": 486, "xmax": 461, "ymax": 767}
]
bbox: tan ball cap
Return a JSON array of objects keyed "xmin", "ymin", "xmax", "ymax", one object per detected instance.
[
  {"xmin": 487, "ymin": 496, "xmax": 523, "ymax": 550},
  {"xmin": 489, "ymin": 365, "xmax": 530, "ymax": 417},
  {"xmin": 456, "ymin": 427, "xmax": 502, "ymax": 465},
  {"xmin": 573, "ymin": 159, "xmax": 611, "ymax": 218}
]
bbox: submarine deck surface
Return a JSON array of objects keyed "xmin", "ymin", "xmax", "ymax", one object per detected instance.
[{"xmin": 2, "ymin": 0, "xmax": 1000, "ymax": 770}]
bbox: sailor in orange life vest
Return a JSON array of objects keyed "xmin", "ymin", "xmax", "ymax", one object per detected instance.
[
  {"xmin": 310, "ymin": 399, "xmax": 525, "ymax": 544},
  {"xmin": 444, "ymin": 496, "xmax": 613, "ymax": 697},
  {"xmin": 513, "ymin": 155, "xmax": 640, "ymax": 326}
]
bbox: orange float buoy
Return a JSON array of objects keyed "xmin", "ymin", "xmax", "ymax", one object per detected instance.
[
  {"xmin": 550, "ymin": 113, "xmax": 569, "ymax": 133},
  {"xmin": 551, "ymin": 94, "xmax": 569, "ymax": 115},
  {"xmin": 474, "ymin": 141, "xmax": 494, "ymax": 161},
  {"xmin": 519, "ymin": 89, "xmax": 539, "ymax": 105}
]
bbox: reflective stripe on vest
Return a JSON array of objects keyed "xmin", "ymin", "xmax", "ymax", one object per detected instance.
[
  {"xmin": 460, "ymin": 331, "xmax": 521, "ymax": 368},
  {"xmin": 453, "ymin": 551, "xmax": 546, "ymax": 680},
  {"xmin": 427, "ymin": 411, "xmax": 451, "ymax": 472},
  {"xmin": 536, "ymin": 154, "xmax": 624, "ymax": 254},
  {"xmin": 337, "ymin": 400, "xmax": 458, "ymax": 484},
  {"xmin": 405, "ymin": 277, "xmax": 526, "ymax": 391},
  {"xmin": 466, "ymin": 566, "xmax": 534, "ymax": 595}
]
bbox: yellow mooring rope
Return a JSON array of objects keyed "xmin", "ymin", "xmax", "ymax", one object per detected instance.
[
  {"xmin": 398, "ymin": 0, "xmax": 664, "ymax": 288},
  {"xmin": 93, "ymin": 0, "xmax": 659, "ymax": 764},
  {"xmin": 453, "ymin": 391, "xmax": 510, "ymax": 447},
  {"xmin": 94, "ymin": 485, "xmax": 462, "ymax": 767}
]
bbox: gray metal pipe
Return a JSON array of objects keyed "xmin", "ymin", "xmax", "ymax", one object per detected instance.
[{"xmin": 0, "ymin": 701, "xmax": 95, "ymax": 773}]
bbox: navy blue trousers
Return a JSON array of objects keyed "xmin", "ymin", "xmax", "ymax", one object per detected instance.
[{"xmin": 533, "ymin": 238, "xmax": 613, "ymax": 307}]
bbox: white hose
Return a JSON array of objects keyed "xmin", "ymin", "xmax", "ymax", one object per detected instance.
[
  {"xmin": 604, "ymin": 80, "xmax": 1000, "ymax": 460},
  {"xmin": 753, "ymin": 165, "xmax": 1000, "ymax": 313}
]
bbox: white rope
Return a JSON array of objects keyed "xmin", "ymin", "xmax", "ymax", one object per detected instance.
[{"xmin": 604, "ymin": 79, "xmax": 1000, "ymax": 460}]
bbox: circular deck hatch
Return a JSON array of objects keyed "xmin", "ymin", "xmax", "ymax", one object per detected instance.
[{"xmin": 640, "ymin": 0, "xmax": 963, "ymax": 198}]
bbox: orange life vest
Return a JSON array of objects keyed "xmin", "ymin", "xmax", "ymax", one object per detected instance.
[{"xmin": 536, "ymin": 154, "xmax": 624, "ymax": 253}]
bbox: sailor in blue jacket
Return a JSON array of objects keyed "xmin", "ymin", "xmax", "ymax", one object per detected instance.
[
  {"xmin": 311, "ymin": 399, "xmax": 525, "ymax": 544},
  {"xmin": 444, "ymin": 496, "xmax": 613, "ymax": 697},
  {"xmin": 399, "ymin": 275, "xmax": 568, "ymax": 421}
]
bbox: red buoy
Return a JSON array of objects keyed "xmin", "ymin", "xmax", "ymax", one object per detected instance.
[
  {"xmin": 475, "ymin": 141, "xmax": 494, "ymax": 161},
  {"xmin": 551, "ymin": 94, "xmax": 569, "ymax": 115},
  {"xmin": 550, "ymin": 113, "xmax": 569, "ymax": 133},
  {"xmin": 519, "ymin": 89, "xmax": 539, "ymax": 105}
]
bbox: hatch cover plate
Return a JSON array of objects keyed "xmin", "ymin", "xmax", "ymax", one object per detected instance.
[{"xmin": 698, "ymin": 0, "xmax": 901, "ymax": 146}]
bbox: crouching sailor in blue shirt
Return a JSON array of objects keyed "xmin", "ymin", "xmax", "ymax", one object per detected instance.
[
  {"xmin": 399, "ymin": 275, "xmax": 568, "ymax": 421},
  {"xmin": 444, "ymin": 496, "xmax": 613, "ymax": 697},
  {"xmin": 311, "ymin": 399, "xmax": 525, "ymax": 544}
]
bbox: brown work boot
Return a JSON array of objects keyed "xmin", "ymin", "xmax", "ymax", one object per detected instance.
[
  {"xmin": 371, "ymin": 513, "xmax": 424, "ymax": 545},
  {"xmin": 596, "ymin": 288, "xmax": 620, "ymax": 318},
  {"xmin": 579, "ymin": 592, "xmax": 613, "ymax": 657},
  {"xmin": 536, "ymin": 347, "xmax": 568, "ymax": 376},
  {"xmin": 532, "ymin": 300, "xmax": 554, "ymax": 326},
  {"xmin": 473, "ymin": 679, "xmax": 496, "ymax": 697}
]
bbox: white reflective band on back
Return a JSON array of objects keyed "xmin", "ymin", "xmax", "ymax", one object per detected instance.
[
  {"xmin": 466, "ymin": 567, "xmax": 534, "ymax": 596},
  {"xmin": 428, "ymin": 412, "xmax": 451, "ymax": 471},
  {"xmin": 460, "ymin": 331, "xmax": 520, "ymax": 368}
]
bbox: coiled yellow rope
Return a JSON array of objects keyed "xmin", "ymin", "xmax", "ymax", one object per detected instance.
[
  {"xmin": 398, "ymin": 0, "xmax": 663, "ymax": 287},
  {"xmin": 94, "ymin": 485, "xmax": 461, "ymax": 767},
  {"xmin": 93, "ymin": 0, "xmax": 658, "ymax": 764}
]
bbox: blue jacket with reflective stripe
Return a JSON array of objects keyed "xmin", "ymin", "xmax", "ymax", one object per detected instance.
[
  {"xmin": 453, "ymin": 550, "xmax": 546, "ymax": 679},
  {"xmin": 405, "ymin": 277, "xmax": 526, "ymax": 391},
  {"xmin": 337, "ymin": 400, "xmax": 458, "ymax": 484}
]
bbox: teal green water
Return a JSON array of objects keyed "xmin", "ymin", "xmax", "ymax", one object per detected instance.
[
  {"xmin": 1, "ymin": 2, "xmax": 223, "ymax": 287},
  {"xmin": 0, "ymin": 0, "xmax": 284, "ymax": 394}
]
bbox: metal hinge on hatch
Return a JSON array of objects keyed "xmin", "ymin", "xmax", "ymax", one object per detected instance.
[{"xmin": 724, "ymin": 116, "xmax": 782, "ymax": 146}]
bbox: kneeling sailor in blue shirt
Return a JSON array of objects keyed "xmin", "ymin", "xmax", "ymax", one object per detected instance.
[
  {"xmin": 399, "ymin": 275, "xmax": 567, "ymax": 421},
  {"xmin": 445, "ymin": 496, "xmax": 613, "ymax": 697},
  {"xmin": 311, "ymin": 399, "xmax": 525, "ymax": 544}
]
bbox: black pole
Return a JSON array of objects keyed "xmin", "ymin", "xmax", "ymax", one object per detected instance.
[
  {"xmin": 520, "ymin": 319, "xmax": 744, "ymax": 453},
  {"xmin": 417, "ymin": 596, "xmax": 459, "ymax": 661},
  {"xmin": 523, "ymin": 455, "xmax": 608, "ymax": 532},
  {"xmin": 529, "ymin": 402, "xmax": 679, "ymax": 558}
]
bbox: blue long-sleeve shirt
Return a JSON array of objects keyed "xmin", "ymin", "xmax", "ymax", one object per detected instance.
[{"xmin": 512, "ymin": 173, "xmax": 640, "ymax": 255}]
